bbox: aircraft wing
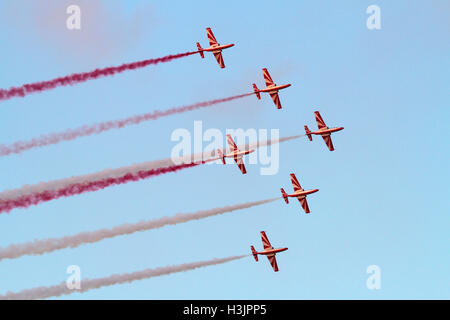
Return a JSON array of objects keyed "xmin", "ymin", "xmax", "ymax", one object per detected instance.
[
  {"xmin": 226, "ymin": 134, "xmax": 238, "ymax": 152},
  {"xmin": 233, "ymin": 156, "xmax": 247, "ymax": 174},
  {"xmin": 321, "ymin": 134, "xmax": 334, "ymax": 151},
  {"xmin": 260, "ymin": 231, "xmax": 273, "ymax": 250},
  {"xmin": 206, "ymin": 28, "xmax": 218, "ymax": 46},
  {"xmin": 315, "ymin": 111, "xmax": 327, "ymax": 129},
  {"xmin": 213, "ymin": 51, "xmax": 225, "ymax": 68},
  {"xmin": 297, "ymin": 197, "xmax": 310, "ymax": 213},
  {"xmin": 262, "ymin": 68, "xmax": 275, "ymax": 87},
  {"xmin": 266, "ymin": 254, "xmax": 279, "ymax": 272},
  {"xmin": 290, "ymin": 173, "xmax": 303, "ymax": 192},
  {"xmin": 269, "ymin": 92, "xmax": 282, "ymax": 109}
]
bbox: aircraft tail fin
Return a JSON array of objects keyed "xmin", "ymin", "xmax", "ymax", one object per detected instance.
[
  {"xmin": 196, "ymin": 42, "xmax": 204, "ymax": 58},
  {"xmin": 252, "ymin": 84, "xmax": 261, "ymax": 99},
  {"xmin": 304, "ymin": 125, "xmax": 312, "ymax": 141},
  {"xmin": 281, "ymin": 188, "xmax": 289, "ymax": 204},
  {"xmin": 251, "ymin": 246, "xmax": 258, "ymax": 262},
  {"xmin": 216, "ymin": 149, "xmax": 226, "ymax": 164}
]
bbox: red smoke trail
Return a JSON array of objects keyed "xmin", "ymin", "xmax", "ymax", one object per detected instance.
[
  {"xmin": 0, "ymin": 93, "xmax": 253, "ymax": 156},
  {"xmin": 0, "ymin": 162, "xmax": 199, "ymax": 214},
  {"xmin": 0, "ymin": 51, "xmax": 198, "ymax": 101}
]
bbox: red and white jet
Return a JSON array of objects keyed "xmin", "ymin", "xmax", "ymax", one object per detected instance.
[
  {"xmin": 305, "ymin": 111, "xmax": 344, "ymax": 151},
  {"xmin": 252, "ymin": 68, "xmax": 291, "ymax": 109},
  {"xmin": 281, "ymin": 173, "xmax": 319, "ymax": 214},
  {"xmin": 196, "ymin": 28, "xmax": 234, "ymax": 68},
  {"xmin": 216, "ymin": 134, "xmax": 255, "ymax": 174},
  {"xmin": 251, "ymin": 231, "xmax": 288, "ymax": 272}
]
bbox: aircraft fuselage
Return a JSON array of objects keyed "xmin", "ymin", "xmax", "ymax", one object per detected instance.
[
  {"xmin": 312, "ymin": 127, "xmax": 344, "ymax": 135},
  {"xmin": 260, "ymin": 83, "xmax": 291, "ymax": 93},
  {"xmin": 203, "ymin": 43, "xmax": 235, "ymax": 52},
  {"xmin": 224, "ymin": 149, "xmax": 255, "ymax": 158},
  {"xmin": 288, "ymin": 188, "xmax": 319, "ymax": 197},
  {"xmin": 256, "ymin": 247, "xmax": 288, "ymax": 255}
]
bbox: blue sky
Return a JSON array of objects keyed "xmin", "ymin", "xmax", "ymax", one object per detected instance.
[{"xmin": 0, "ymin": 0, "xmax": 448, "ymax": 299}]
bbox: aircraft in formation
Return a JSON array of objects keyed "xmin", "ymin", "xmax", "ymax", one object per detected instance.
[
  {"xmin": 251, "ymin": 231, "xmax": 288, "ymax": 272},
  {"xmin": 196, "ymin": 28, "xmax": 344, "ymax": 272},
  {"xmin": 281, "ymin": 173, "xmax": 319, "ymax": 214},
  {"xmin": 217, "ymin": 134, "xmax": 254, "ymax": 174},
  {"xmin": 196, "ymin": 27, "xmax": 234, "ymax": 68},
  {"xmin": 305, "ymin": 111, "xmax": 344, "ymax": 151}
]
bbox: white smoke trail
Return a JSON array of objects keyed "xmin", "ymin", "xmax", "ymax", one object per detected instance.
[
  {"xmin": 0, "ymin": 198, "xmax": 278, "ymax": 261},
  {"xmin": 0, "ymin": 93, "xmax": 252, "ymax": 156},
  {"xmin": 0, "ymin": 255, "xmax": 247, "ymax": 300},
  {"xmin": 0, "ymin": 135, "xmax": 302, "ymax": 201}
]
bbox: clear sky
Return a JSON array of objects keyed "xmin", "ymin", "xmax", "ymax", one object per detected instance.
[{"xmin": 0, "ymin": 0, "xmax": 448, "ymax": 299}]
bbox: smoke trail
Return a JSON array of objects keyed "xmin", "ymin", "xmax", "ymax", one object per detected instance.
[
  {"xmin": 0, "ymin": 93, "xmax": 253, "ymax": 156},
  {"xmin": 251, "ymin": 134, "xmax": 304, "ymax": 148},
  {"xmin": 0, "ymin": 198, "xmax": 277, "ymax": 261},
  {"xmin": 0, "ymin": 135, "xmax": 301, "ymax": 214},
  {"xmin": 0, "ymin": 156, "xmax": 201, "ymax": 203},
  {"xmin": 0, "ymin": 162, "xmax": 200, "ymax": 214},
  {"xmin": 0, "ymin": 51, "xmax": 197, "ymax": 101},
  {"xmin": 0, "ymin": 255, "xmax": 247, "ymax": 300}
]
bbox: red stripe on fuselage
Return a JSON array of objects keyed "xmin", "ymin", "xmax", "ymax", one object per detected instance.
[
  {"xmin": 261, "ymin": 83, "xmax": 291, "ymax": 92},
  {"xmin": 256, "ymin": 247, "xmax": 288, "ymax": 255},
  {"xmin": 312, "ymin": 127, "xmax": 344, "ymax": 135},
  {"xmin": 203, "ymin": 43, "xmax": 235, "ymax": 51},
  {"xmin": 288, "ymin": 188, "xmax": 319, "ymax": 197}
]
